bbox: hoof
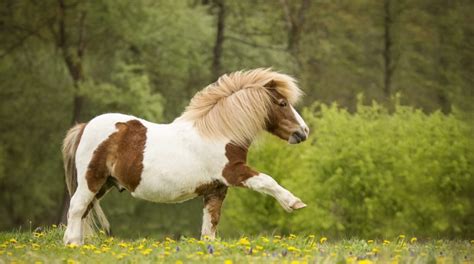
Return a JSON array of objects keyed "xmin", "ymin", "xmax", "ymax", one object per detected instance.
[
  {"xmin": 291, "ymin": 200, "xmax": 307, "ymax": 210},
  {"xmin": 63, "ymin": 235, "xmax": 83, "ymax": 246}
]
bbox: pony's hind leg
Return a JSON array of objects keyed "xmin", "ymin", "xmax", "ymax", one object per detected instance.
[
  {"xmin": 63, "ymin": 185, "xmax": 96, "ymax": 245},
  {"xmin": 200, "ymin": 183, "xmax": 227, "ymax": 240}
]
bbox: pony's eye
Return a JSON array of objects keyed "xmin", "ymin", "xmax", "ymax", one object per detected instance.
[{"xmin": 279, "ymin": 100, "xmax": 288, "ymax": 107}]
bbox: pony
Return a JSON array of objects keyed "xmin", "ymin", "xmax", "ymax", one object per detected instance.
[{"xmin": 62, "ymin": 68, "xmax": 309, "ymax": 245}]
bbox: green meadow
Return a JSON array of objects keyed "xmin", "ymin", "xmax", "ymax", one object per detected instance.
[{"xmin": 0, "ymin": 227, "xmax": 472, "ymax": 263}]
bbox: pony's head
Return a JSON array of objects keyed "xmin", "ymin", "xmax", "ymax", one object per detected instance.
[
  {"xmin": 264, "ymin": 80, "xmax": 309, "ymax": 144},
  {"xmin": 180, "ymin": 68, "xmax": 309, "ymax": 146}
]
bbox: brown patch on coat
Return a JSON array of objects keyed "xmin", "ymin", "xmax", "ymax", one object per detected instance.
[
  {"xmin": 85, "ymin": 119, "xmax": 147, "ymax": 194},
  {"xmin": 265, "ymin": 89, "xmax": 301, "ymax": 140},
  {"xmin": 195, "ymin": 180, "xmax": 228, "ymax": 231},
  {"xmin": 222, "ymin": 143, "xmax": 258, "ymax": 186}
]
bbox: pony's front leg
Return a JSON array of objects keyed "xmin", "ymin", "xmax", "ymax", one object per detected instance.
[
  {"xmin": 200, "ymin": 184, "xmax": 227, "ymax": 240},
  {"xmin": 243, "ymin": 173, "xmax": 306, "ymax": 212}
]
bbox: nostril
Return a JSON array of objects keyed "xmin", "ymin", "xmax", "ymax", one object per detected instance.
[{"xmin": 295, "ymin": 130, "xmax": 306, "ymax": 141}]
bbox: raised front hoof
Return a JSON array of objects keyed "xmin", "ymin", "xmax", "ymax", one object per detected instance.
[
  {"xmin": 290, "ymin": 200, "xmax": 307, "ymax": 210},
  {"xmin": 282, "ymin": 199, "xmax": 307, "ymax": 213}
]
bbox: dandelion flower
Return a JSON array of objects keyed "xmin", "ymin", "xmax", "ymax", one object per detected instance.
[
  {"xmin": 320, "ymin": 237, "xmax": 328, "ymax": 243},
  {"xmin": 238, "ymin": 237, "xmax": 250, "ymax": 246}
]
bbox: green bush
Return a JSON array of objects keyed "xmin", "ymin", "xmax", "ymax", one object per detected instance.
[{"xmin": 220, "ymin": 101, "xmax": 474, "ymax": 238}]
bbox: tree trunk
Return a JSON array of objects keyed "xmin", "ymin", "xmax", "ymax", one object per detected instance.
[
  {"xmin": 280, "ymin": 0, "xmax": 310, "ymax": 68},
  {"xmin": 383, "ymin": 0, "xmax": 393, "ymax": 98},
  {"xmin": 211, "ymin": 0, "xmax": 225, "ymax": 80},
  {"xmin": 56, "ymin": 0, "xmax": 87, "ymax": 225}
]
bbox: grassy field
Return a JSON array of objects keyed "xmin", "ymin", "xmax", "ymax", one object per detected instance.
[{"xmin": 0, "ymin": 226, "xmax": 472, "ymax": 263}]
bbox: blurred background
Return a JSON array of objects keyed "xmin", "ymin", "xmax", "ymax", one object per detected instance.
[{"xmin": 0, "ymin": 0, "xmax": 472, "ymax": 239}]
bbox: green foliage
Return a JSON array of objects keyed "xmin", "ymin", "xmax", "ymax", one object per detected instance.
[{"xmin": 220, "ymin": 100, "xmax": 474, "ymax": 238}]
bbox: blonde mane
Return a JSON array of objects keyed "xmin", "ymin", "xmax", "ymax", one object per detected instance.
[{"xmin": 179, "ymin": 68, "xmax": 302, "ymax": 146}]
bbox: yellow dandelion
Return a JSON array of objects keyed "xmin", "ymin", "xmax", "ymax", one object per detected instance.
[
  {"xmin": 52, "ymin": 224, "xmax": 57, "ymax": 228},
  {"xmin": 118, "ymin": 242, "xmax": 128, "ymax": 248},
  {"xmin": 164, "ymin": 251, "xmax": 171, "ymax": 256},
  {"xmin": 33, "ymin": 232, "xmax": 44, "ymax": 238},
  {"xmin": 261, "ymin": 237, "xmax": 270, "ymax": 243},
  {"xmin": 66, "ymin": 259, "xmax": 77, "ymax": 264},
  {"xmin": 101, "ymin": 246, "xmax": 111, "ymax": 252},
  {"xmin": 372, "ymin": 247, "xmax": 379, "ymax": 253},
  {"xmin": 9, "ymin": 238, "xmax": 17, "ymax": 243},
  {"xmin": 67, "ymin": 243, "xmax": 78, "ymax": 249},
  {"xmin": 165, "ymin": 237, "xmax": 175, "ymax": 243},
  {"xmin": 196, "ymin": 251, "xmax": 204, "ymax": 255},
  {"xmin": 383, "ymin": 240, "xmax": 390, "ymax": 245},
  {"xmin": 137, "ymin": 244, "xmax": 145, "ymax": 250},
  {"xmin": 175, "ymin": 261, "xmax": 184, "ymax": 264},
  {"xmin": 357, "ymin": 260, "xmax": 373, "ymax": 264},
  {"xmin": 98, "ymin": 230, "xmax": 106, "ymax": 235},
  {"xmin": 224, "ymin": 260, "xmax": 233, "ymax": 264},
  {"xmin": 398, "ymin": 235, "xmax": 405, "ymax": 239},
  {"xmin": 411, "ymin": 237, "xmax": 417, "ymax": 243},
  {"xmin": 94, "ymin": 250, "xmax": 101, "ymax": 254},
  {"xmin": 288, "ymin": 246, "xmax": 300, "ymax": 252},
  {"xmin": 320, "ymin": 237, "xmax": 328, "ymax": 243},
  {"xmin": 289, "ymin": 234, "xmax": 297, "ymax": 239},
  {"xmin": 238, "ymin": 237, "xmax": 250, "ymax": 246},
  {"xmin": 367, "ymin": 240, "xmax": 374, "ymax": 244},
  {"xmin": 256, "ymin": 245, "xmax": 263, "ymax": 251},
  {"xmin": 291, "ymin": 261, "xmax": 301, "ymax": 264},
  {"xmin": 141, "ymin": 248, "xmax": 152, "ymax": 255},
  {"xmin": 346, "ymin": 256, "xmax": 357, "ymax": 264}
]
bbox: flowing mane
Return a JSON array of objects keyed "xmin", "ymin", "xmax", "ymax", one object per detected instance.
[{"xmin": 179, "ymin": 68, "xmax": 303, "ymax": 146}]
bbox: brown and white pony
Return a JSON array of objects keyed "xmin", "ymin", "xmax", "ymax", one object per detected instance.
[{"xmin": 62, "ymin": 68, "xmax": 309, "ymax": 245}]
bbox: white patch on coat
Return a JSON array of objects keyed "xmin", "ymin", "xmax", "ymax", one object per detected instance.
[
  {"xmin": 200, "ymin": 207, "xmax": 215, "ymax": 240},
  {"xmin": 243, "ymin": 173, "xmax": 305, "ymax": 212}
]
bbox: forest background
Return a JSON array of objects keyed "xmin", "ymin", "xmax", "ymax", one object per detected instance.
[{"xmin": 0, "ymin": 0, "xmax": 472, "ymax": 239}]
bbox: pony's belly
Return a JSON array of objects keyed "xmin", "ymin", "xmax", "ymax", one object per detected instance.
[
  {"xmin": 130, "ymin": 171, "xmax": 213, "ymax": 203},
  {"xmin": 131, "ymin": 186, "xmax": 198, "ymax": 203}
]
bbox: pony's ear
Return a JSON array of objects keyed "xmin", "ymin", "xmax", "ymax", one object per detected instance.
[{"xmin": 263, "ymin": 80, "xmax": 276, "ymax": 89}]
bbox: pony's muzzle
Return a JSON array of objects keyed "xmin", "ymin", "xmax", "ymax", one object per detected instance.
[{"xmin": 288, "ymin": 128, "xmax": 308, "ymax": 144}]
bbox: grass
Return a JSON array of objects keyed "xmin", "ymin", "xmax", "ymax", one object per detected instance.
[{"xmin": 0, "ymin": 226, "xmax": 472, "ymax": 263}]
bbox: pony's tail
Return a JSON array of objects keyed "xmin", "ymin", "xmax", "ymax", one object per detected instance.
[{"xmin": 62, "ymin": 123, "xmax": 110, "ymax": 236}]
